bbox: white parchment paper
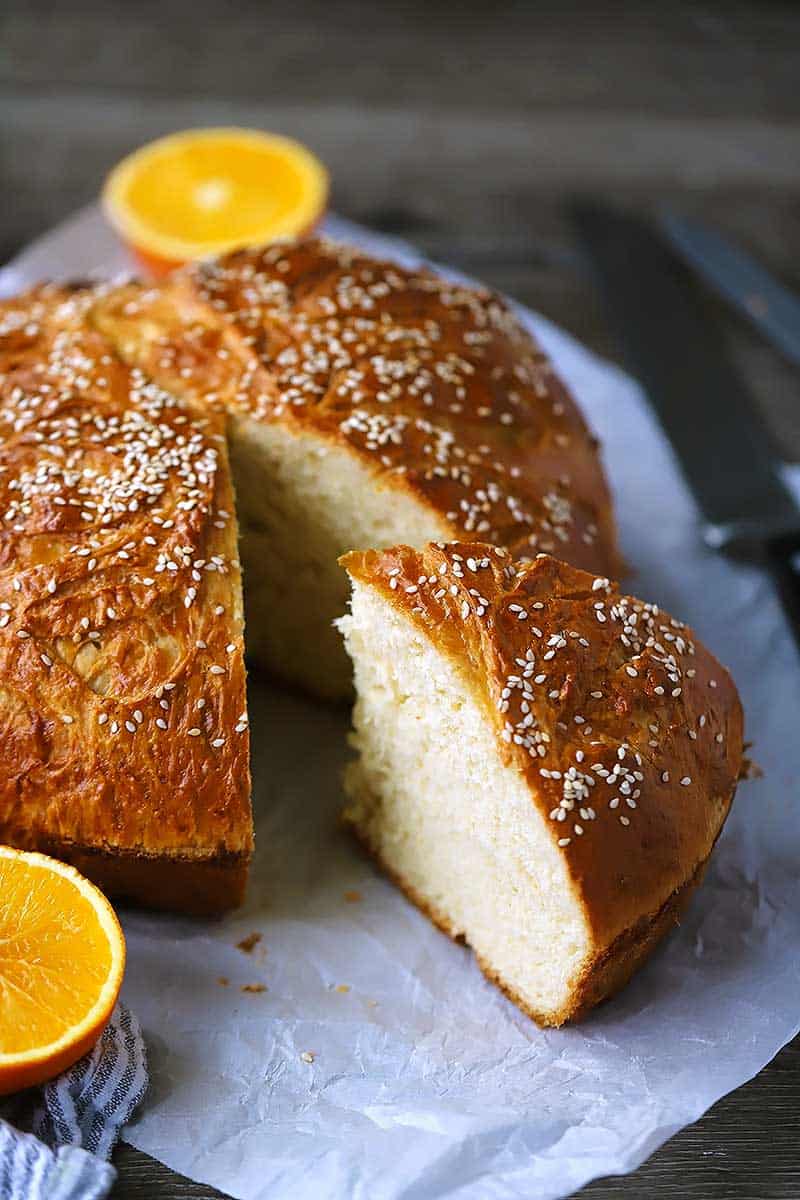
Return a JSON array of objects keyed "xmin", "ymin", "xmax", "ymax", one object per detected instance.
[{"xmin": 2, "ymin": 210, "xmax": 799, "ymax": 1200}]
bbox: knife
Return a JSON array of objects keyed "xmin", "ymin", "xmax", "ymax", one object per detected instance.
[
  {"xmin": 570, "ymin": 201, "xmax": 800, "ymax": 653},
  {"xmin": 660, "ymin": 212, "xmax": 800, "ymax": 370}
]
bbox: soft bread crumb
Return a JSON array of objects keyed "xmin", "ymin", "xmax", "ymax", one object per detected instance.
[
  {"xmin": 230, "ymin": 416, "xmax": 448, "ymax": 698},
  {"xmin": 339, "ymin": 581, "xmax": 591, "ymax": 1022}
]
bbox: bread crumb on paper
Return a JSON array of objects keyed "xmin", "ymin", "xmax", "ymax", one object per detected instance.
[{"xmin": 236, "ymin": 931, "xmax": 262, "ymax": 954}]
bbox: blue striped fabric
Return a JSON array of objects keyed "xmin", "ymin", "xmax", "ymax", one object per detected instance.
[{"xmin": 0, "ymin": 1004, "xmax": 148, "ymax": 1200}]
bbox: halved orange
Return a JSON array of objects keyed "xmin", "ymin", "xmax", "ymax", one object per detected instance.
[
  {"xmin": 102, "ymin": 127, "xmax": 329, "ymax": 276},
  {"xmin": 0, "ymin": 847, "xmax": 126, "ymax": 1095}
]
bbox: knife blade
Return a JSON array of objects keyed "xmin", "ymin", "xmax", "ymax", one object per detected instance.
[
  {"xmin": 660, "ymin": 212, "xmax": 800, "ymax": 370},
  {"xmin": 570, "ymin": 201, "xmax": 800, "ymax": 651}
]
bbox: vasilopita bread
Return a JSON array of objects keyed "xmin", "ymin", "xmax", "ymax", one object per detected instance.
[
  {"xmin": 92, "ymin": 238, "xmax": 620, "ymax": 698},
  {"xmin": 339, "ymin": 541, "xmax": 743, "ymax": 1024}
]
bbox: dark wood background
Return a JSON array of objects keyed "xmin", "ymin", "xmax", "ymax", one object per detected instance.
[{"xmin": 2, "ymin": 1, "xmax": 799, "ymax": 1196}]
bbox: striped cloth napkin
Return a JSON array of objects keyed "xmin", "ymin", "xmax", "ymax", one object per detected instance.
[{"xmin": 0, "ymin": 1005, "xmax": 148, "ymax": 1200}]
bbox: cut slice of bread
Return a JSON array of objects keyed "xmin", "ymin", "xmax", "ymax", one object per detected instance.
[{"xmin": 338, "ymin": 542, "xmax": 744, "ymax": 1024}]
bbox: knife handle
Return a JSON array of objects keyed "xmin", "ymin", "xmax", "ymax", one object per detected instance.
[{"xmin": 765, "ymin": 533, "xmax": 800, "ymax": 656}]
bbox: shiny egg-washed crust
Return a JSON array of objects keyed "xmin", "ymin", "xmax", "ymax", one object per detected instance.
[
  {"xmin": 90, "ymin": 237, "xmax": 621, "ymax": 576},
  {"xmin": 341, "ymin": 542, "xmax": 743, "ymax": 1021},
  {"xmin": 0, "ymin": 285, "xmax": 252, "ymax": 913}
]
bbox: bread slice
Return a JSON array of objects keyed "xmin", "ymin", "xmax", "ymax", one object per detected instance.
[
  {"xmin": 0, "ymin": 285, "xmax": 252, "ymax": 913},
  {"xmin": 338, "ymin": 542, "xmax": 744, "ymax": 1024},
  {"xmin": 91, "ymin": 239, "xmax": 621, "ymax": 698}
]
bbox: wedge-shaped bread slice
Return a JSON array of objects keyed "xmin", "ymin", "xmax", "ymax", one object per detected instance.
[
  {"xmin": 92, "ymin": 239, "xmax": 621, "ymax": 698},
  {"xmin": 339, "ymin": 542, "xmax": 743, "ymax": 1025},
  {"xmin": 0, "ymin": 286, "xmax": 251, "ymax": 913}
]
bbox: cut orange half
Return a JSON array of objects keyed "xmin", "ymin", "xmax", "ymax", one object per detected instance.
[
  {"xmin": 0, "ymin": 847, "xmax": 126, "ymax": 1096},
  {"xmin": 102, "ymin": 127, "xmax": 329, "ymax": 276}
]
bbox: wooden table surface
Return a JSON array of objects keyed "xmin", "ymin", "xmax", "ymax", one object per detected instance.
[{"xmin": 2, "ymin": 1, "xmax": 799, "ymax": 1195}]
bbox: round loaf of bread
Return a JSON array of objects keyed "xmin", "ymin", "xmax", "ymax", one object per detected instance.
[
  {"xmin": 92, "ymin": 238, "xmax": 621, "ymax": 698},
  {"xmin": 339, "ymin": 541, "xmax": 744, "ymax": 1025}
]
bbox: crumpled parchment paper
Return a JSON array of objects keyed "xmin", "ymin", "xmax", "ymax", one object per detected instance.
[{"xmin": 2, "ymin": 210, "xmax": 798, "ymax": 1200}]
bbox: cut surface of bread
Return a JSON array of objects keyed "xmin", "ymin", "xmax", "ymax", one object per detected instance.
[
  {"xmin": 339, "ymin": 542, "xmax": 744, "ymax": 1024},
  {"xmin": 227, "ymin": 417, "xmax": 448, "ymax": 697},
  {"xmin": 0, "ymin": 286, "xmax": 252, "ymax": 913},
  {"xmin": 91, "ymin": 238, "xmax": 621, "ymax": 698}
]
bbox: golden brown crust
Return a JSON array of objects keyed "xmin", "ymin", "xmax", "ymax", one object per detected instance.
[
  {"xmin": 341, "ymin": 541, "xmax": 743, "ymax": 954},
  {"xmin": 561, "ymin": 856, "xmax": 707, "ymax": 1023},
  {"xmin": 91, "ymin": 238, "xmax": 621, "ymax": 577},
  {"xmin": 0, "ymin": 286, "xmax": 252, "ymax": 912}
]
